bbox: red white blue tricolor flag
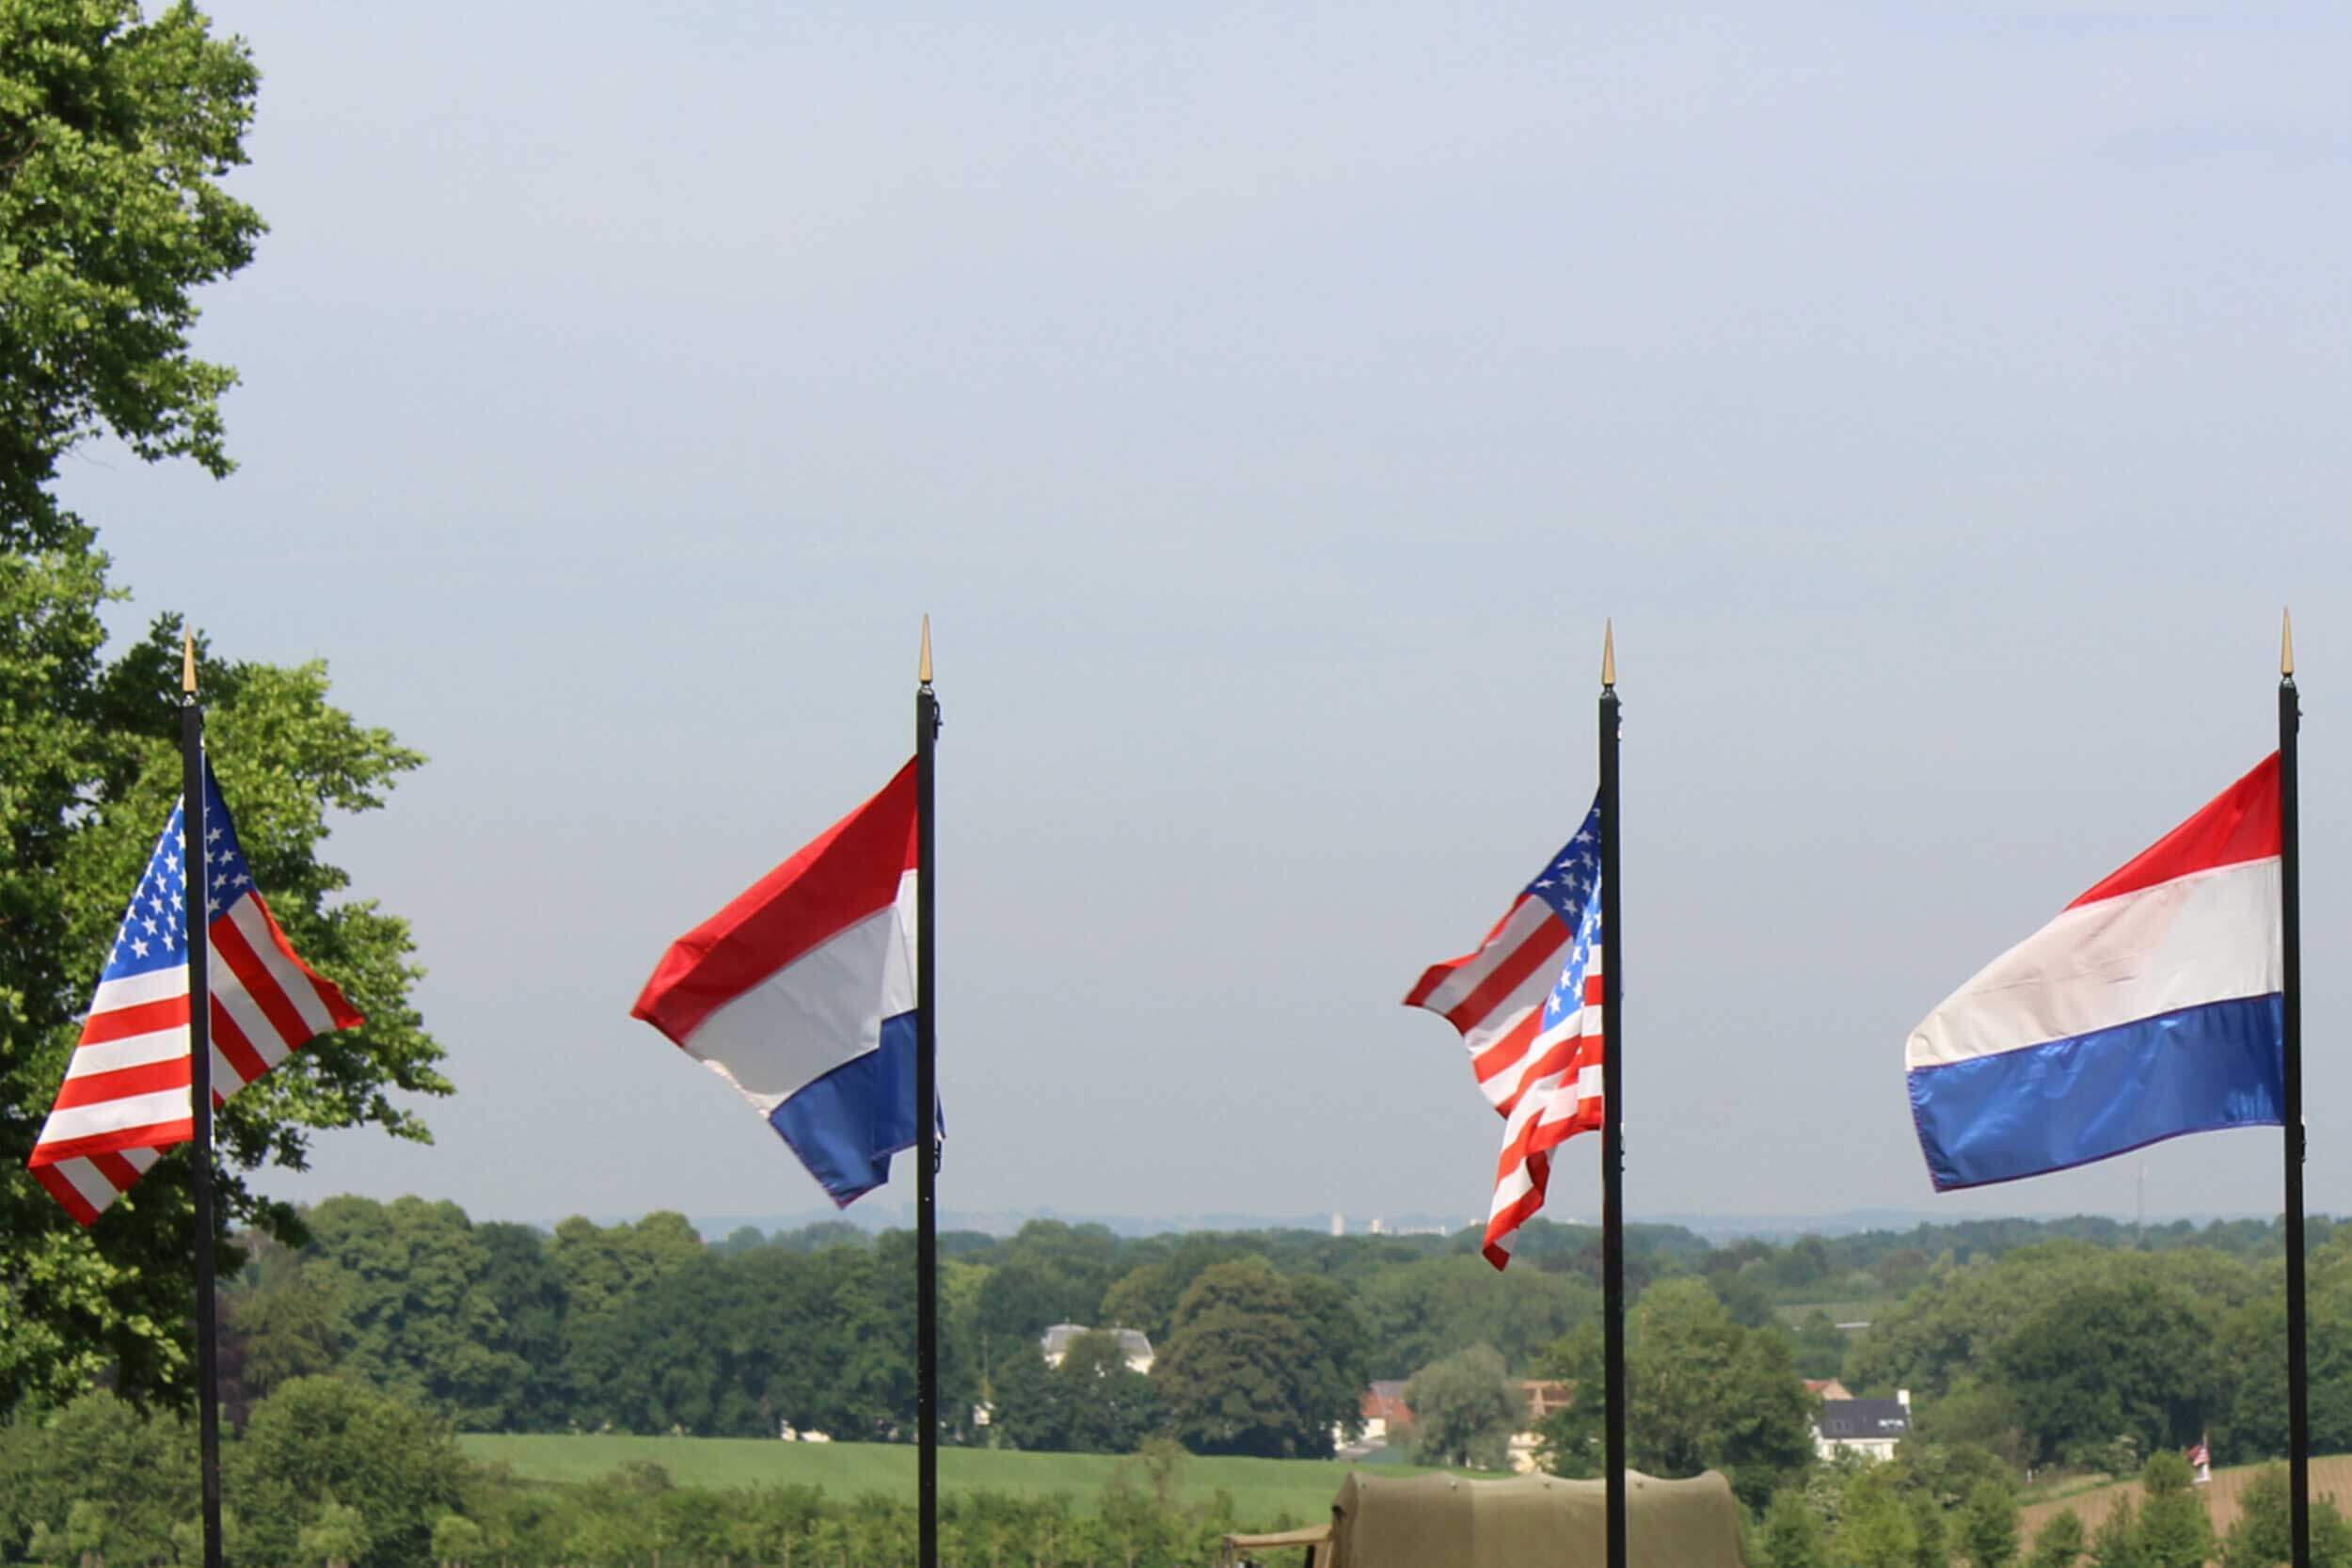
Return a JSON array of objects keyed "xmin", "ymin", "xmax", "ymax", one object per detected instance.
[
  {"xmin": 28, "ymin": 761, "xmax": 365, "ymax": 1224},
  {"xmin": 1907, "ymin": 754, "xmax": 2284, "ymax": 1191},
  {"xmin": 632, "ymin": 761, "xmax": 928, "ymax": 1206},
  {"xmin": 1406, "ymin": 795, "xmax": 1606, "ymax": 1268}
]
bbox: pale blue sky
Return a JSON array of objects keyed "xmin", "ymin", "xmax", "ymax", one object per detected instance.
[{"xmin": 59, "ymin": 0, "xmax": 2351, "ymax": 1230}]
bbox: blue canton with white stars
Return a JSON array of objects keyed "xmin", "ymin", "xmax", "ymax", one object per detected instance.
[
  {"xmin": 100, "ymin": 761, "xmax": 255, "ymax": 986},
  {"xmin": 1522, "ymin": 794, "xmax": 1604, "ymax": 1031}
]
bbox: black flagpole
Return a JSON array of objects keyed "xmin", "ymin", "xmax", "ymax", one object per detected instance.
[
  {"xmin": 179, "ymin": 631, "xmax": 225, "ymax": 1568},
  {"xmin": 915, "ymin": 617, "xmax": 941, "ymax": 1568},
  {"xmin": 2280, "ymin": 610, "xmax": 2308, "ymax": 1568},
  {"xmin": 1598, "ymin": 623, "xmax": 1627, "ymax": 1568}
]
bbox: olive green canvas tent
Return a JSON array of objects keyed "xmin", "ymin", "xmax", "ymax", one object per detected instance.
[{"xmin": 1225, "ymin": 1470, "xmax": 1745, "ymax": 1568}]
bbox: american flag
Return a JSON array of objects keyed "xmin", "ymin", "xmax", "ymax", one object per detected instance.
[
  {"xmin": 1405, "ymin": 796, "xmax": 1606, "ymax": 1268},
  {"xmin": 27, "ymin": 761, "xmax": 363, "ymax": 1225}
]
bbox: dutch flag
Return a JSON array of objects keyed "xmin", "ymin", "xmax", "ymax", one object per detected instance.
[
  {"xmin": 1907, "ymin": 754, "xmax": 2284, "ymax": 1192},
  {"xmin": 632, "ymin": 760, "xmax": 928, "ymax": 1205}
]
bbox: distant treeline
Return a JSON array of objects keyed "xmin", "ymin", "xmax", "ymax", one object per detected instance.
[
  {"xmin": 0, "ymin": 1381, "xmax": 1248, "ymax": 1568},
  {"xmin": 195, "ymin": 1196, "xmax": 2340, "ymax": 1468}
]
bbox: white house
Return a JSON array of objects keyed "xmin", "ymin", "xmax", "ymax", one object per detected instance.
[
  {"xmin": 1039, "ymin": 1323, "xmax": 1154, "ymax": 1374},
  {"xmin": 1814, "ymin": 1391, "xmax": 1911, "ymax": 1463}
]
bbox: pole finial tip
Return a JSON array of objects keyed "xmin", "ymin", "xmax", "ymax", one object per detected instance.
[
  {"xmin": 181, "ymin": 628, "xmax": 197, "ymax": 696},
  {"xmin": 919, "ymin": 614, "xmax": 933, "ymax": 686},
  {"xmin": 2282, "ymin": 607, "xmax": 2295, "ymax": 678},
  {"xmin": 1601, "ymin": 619, "xmax": 1616, "ymax": 689}
]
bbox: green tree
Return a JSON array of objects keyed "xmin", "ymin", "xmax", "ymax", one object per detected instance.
[
  {"xmin": 64, "ymin": 1499, "xmax": 108, "ymax": 1568},
  {"xmin": 0, "ymin": 0, "xmax": 264, "ymax": 545},
  {"xmin": 1847, "ymin": 1245, "xmax": 2251, "ymax": 1409},
  {"xmin": 993, "ymin": 1332, "xmax": 1163, "ymax": 1455},
  {"xmin": 1, "ymin": 615, "xmax": 440, "ymax": 1408},
  {"xmin": 1788, "ymin": 1309, "xmax": 1851, "ymax": 1382},
  {"xmin": 1837, "ymin": 1466, "xmax": 1920, "ymax": 1568},
  {"xmin": 302, "ymin": 1196, "xmax": 530, "ymax": 1428},
  {"xmin": 1155, "ymin": 1259, "xmax": 1329, "ymax": 1458},
  {"xmin": 1958, "ymin": 1481, "xmax": 2018, "ymax": 1568},
  {"xmin": 1359, "ymin": 1254, "xmax": 1598, "ymax": 1376},
  {"xmin": 1910, "ymin": 1491, "xmax": 1951, "ymax": 1568},
  {"xmin": 1991, "ymin": 1282, "xmax": 2225, "ymax": 1468},
  {"xmin": 0, "ymin": 1390, "xmax": 193, "ymax": 1565},
  {"xmin": 227, "ymin": 1265, "xmax": 344, "ymax": 1410},
  {"xmin": 1763, "ymin": 1488, "xmax": 1830, "ymax": 1568},
  {"xmin": 2318, "ymin": 1498, "xmax": 2352, "ymax": 1568},
  {"xmin": 2027, "ymin": 1511, "xmax": 2087, "ymax": 1568},
  {"xmin": 430, "ymin": 1513, "xmax": 486, "ymax": 1568},
  {"xmin": 1057, "ymin": 1330, "xmax": 1166, "ymax": 1454},
  {"xmin": 2088, "ymin": 1497, "xmax": 2143, "ymax": 1568},
  {"xmin": 2134, "ymin": 1450, "xmax": 2214, "ymax": 1568},
  {"xmin": 1403, "ymin": 1344, "xmax": 1519, "ymax": 1469},
  {"xmin": 2220, "ymin": 1465, "xmax": 2292, "ymax": 1568},
  {"xmin": 1537, "ymin": 1277, "xmax": 1815, "ymax": 1509},
  {"xmin": 231, "ymin": 1376, "xmax": 464, "ymax": 1568},
  {"xmin": 299, "ymin": 1502, "xmax": 370, "ymax": 1568}
]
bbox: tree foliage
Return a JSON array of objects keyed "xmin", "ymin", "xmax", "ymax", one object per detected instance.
[
  {"xmin": 1403, "ymin": 1343, "xmax": 1519, "ymax": 1469},
  {"xmin": 1156, "ymin": 1259, "xmax": 1346, "ymax": 1459},
  {"xmin": 1, "ymin": 2, "xmax": 444, "ymax": 1413},
  {"xmin": 0, "ymin": 0, "xmax": 266, "ymax": 545},
  {"xmin": 1537, "ymin": 1276, "xmax": 1815, "ymax": 1510}
]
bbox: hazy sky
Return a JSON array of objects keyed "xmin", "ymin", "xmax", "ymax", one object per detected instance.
[{"xmin": 56, "ymin": 1, "xmax": 2351, "ymax": 1233}]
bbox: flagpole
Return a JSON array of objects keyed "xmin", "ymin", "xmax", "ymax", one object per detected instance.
[
  {"xmin": 2280, "ymin": 609, "xmax": 2308, "ymax": 1568},
  {"xmin": 915, "ymin": 616, "xmax": 941, "ymax": 1568},
  {"xmin": 1597, "ymin": 623, "xmax": 1627, "ymax": 1568},
  {"xmin": 179, "ymin": 631, "xmax": 225, "ymax": 1568}
]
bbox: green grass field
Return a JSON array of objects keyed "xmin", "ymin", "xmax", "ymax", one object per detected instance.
[{"xmin": 459, "ymin": 1434, "xmax": 1391, "ymax": 1528}]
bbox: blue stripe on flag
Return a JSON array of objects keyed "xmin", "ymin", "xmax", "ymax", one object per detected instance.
[
  {"xmin": 768, "ymin": 1010, "xmax": 922, "ymax": 1206},
  {"xmin": 1908, "ymin": 993, "xmax": 2284, "ymax": 1192}
]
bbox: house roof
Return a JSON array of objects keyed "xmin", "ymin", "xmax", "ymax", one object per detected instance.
[{"xmin": 1818, "ymin": 1400, "xmax": 1911, "ymax": 1440}]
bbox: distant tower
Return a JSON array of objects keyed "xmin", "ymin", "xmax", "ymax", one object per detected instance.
[
  {"xmin": 1369, "ymin": 1216, "xmax": 1386, "ymax": 1236},
  {"xmin": 1330, "ymin": 1212, "xmax": 1345, "ymax": 1237}
]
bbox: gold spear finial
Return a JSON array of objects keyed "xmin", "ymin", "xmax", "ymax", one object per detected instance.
[
  {"xmin": 2282, "ymin": 607, "xmax": 2296, "ymax": 679},
  {"xmin": 919, "ymin": 614, "xmax": 933, "ymax": 687},
  {"xmin": 1601, "ymin": 619, "xmax": 1616, "ymax": 689},
  {"xmin": 181, "ymin": 627, "xmax": 198, "ymax": 696}
]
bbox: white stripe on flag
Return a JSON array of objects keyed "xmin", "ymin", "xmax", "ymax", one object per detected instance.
[
  {"xmin": 87, "ymin": 966, "xmax": 191, "ymax": 1015},
  {"xmin": 69, "ymin": 1026, "xmax": 188, "ymax": 1077},
  {"xmin": 227, "ymin": 897, "xmax": 338, "ymax": 1037},
  {"xmin": 1908, "ymin": 857, "xmax": 2280, "ymax": 1069},
  {"xmin": 1418, "ymin": 898, "xmax": 1554, "ymax": 1020},
  {"xmin": 38, "ymin": 1086, "xmax": 192, "ymax": 1145}
]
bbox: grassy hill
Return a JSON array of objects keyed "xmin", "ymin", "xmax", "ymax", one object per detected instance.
[
  {"xmin": 459, "ymin": 1434, "xmax": 1406, "ymax": 1528},
  {"xmin": 2019, "ymin": 1457, "xmax": 2352, "ymax": 1543}
]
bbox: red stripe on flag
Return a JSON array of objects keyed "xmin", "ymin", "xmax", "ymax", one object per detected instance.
[
  {"xmin": 634, "ymin": 759, "xmax": 919, "ymax": 1047},
  {"xmin": 243, "ymin": 893, "xmax": 365, "ymax": 1031},
  {"xmin": 211, "ymin": 911, "xmax": 314, "ymax": 1051},
  {"xmin": 89, "ymin": 1150, "xmax": 144, "ymax": 1190},
  {"xmin": 1484, "ymin": 1156, "xmax": 1552, "ymax": 1268},
  {"xmin": 29, "ymin": 1119, "xmax": 193, "ymax": 1166},
  {"xmin": 1404, "ymin": 896, "xmax": 1535, "ymax": 1008},
  {"xmin": 1443, "ymin": 920, "xmax": 1568, "ymax": 1035},
  {"xmin": 32, "ymin": 1164, "xmax": 102, "ymax": 1227},
  {"xmin": 1471, "ymin": 1012, "xmax": 1542, "ymax": 1085},
  {"xmin": 78, "ymin": 995, "xmax": 189, "ymax": 1046},
  {"xmin": 2068, "ymin": 752, "xmax": 2281, "ymax": 908},
  {"xmin": 50, "ymin": 1056, "xmax": 189, "ymax": 1110},
  {"xmin": 210, "ymin": 998, "xmax": 273, "ymax": 1088}
]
